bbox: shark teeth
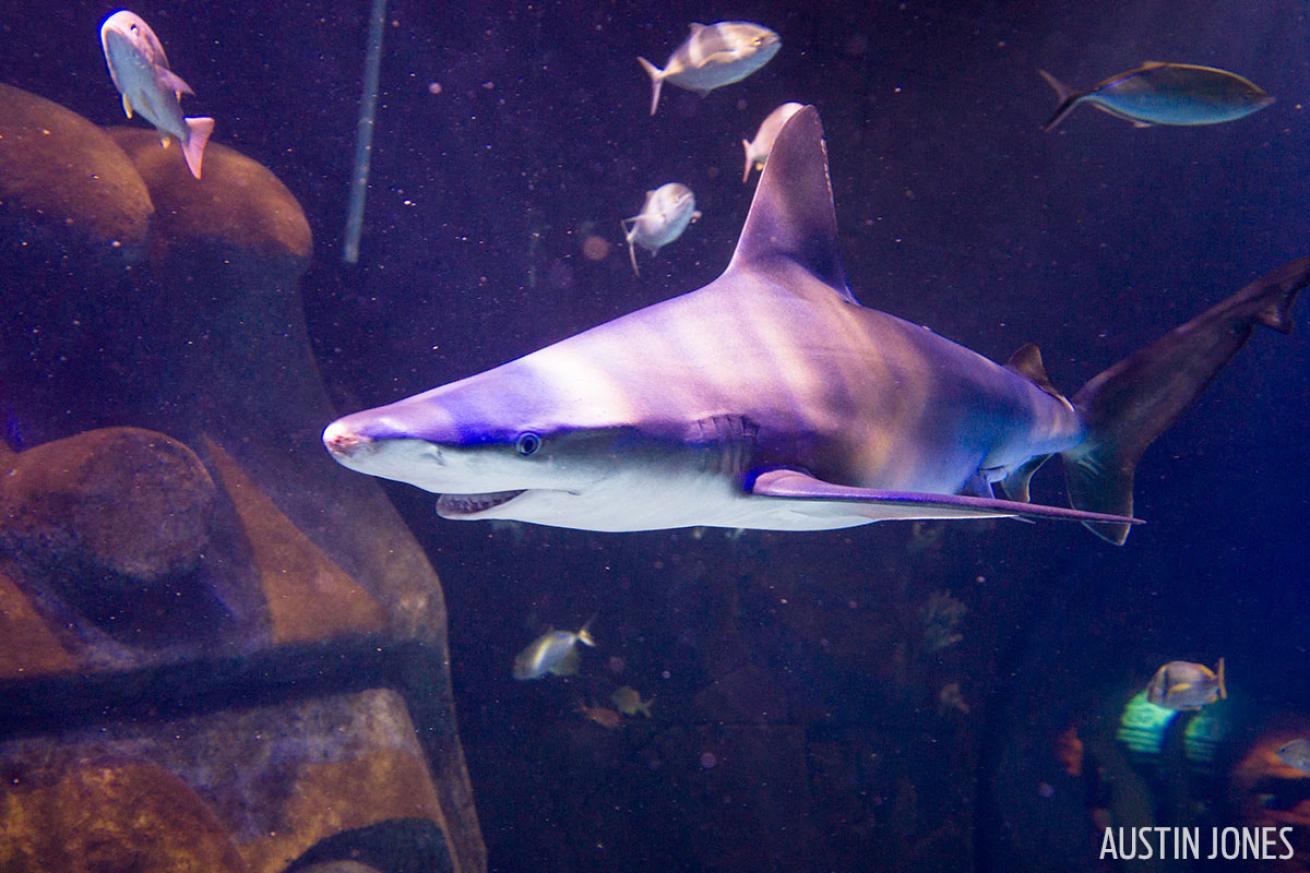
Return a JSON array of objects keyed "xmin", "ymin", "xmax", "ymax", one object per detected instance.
[{"xmin": 436, "ymin": 490, "xmax": 525, "ymax": 518}]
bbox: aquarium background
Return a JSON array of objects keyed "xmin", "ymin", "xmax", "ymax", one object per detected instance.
[{"xmin": 3, "ymin": 1, "xmax": 1310, "ymax": 871}]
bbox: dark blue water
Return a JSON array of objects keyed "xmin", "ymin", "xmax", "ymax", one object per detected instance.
[{"xmin": 4, "ymin": 2, "xmax": 1309, "ymax": 870}]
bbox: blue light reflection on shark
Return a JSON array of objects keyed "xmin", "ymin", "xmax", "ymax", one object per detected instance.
[{"xmin": 323, "ymin": 106, "xmax": 1308, "ymax": 544}]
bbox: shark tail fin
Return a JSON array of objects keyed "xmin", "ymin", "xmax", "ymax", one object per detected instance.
[
  {"xmin": 181, "ymin": 116, "xmax": 214, "ymax": 179},
  {"xmin": 1062, "ymin": 257, "xmax": 1310, "ymax": 544},
  {"xmin": 638, "ymin": 57, "xmax": 664, "ymax": 116},
  {"xmin": 1038, "ymin": 69, "xmax": 1082, "ymax": 132},
  {"xmin": 1216, "ymin": 657, "xmax": 1227, "ymax": 700}
]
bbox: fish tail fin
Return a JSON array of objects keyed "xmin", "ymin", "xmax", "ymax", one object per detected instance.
[
  {"xmin": 742, "ymin": 140, "xmax": 754, "ymax": 183},
  {"xmin": 1061, "ymin": 257, "xmax": 1310, "ymax": 544},
  {"xmin": 1217, "ymin": 657, "xmax": 1227, "ymax": 700},
  {"xmin": 181, "ymin": 116, "xmax": 215, "ymax": 179},
  {"xmin": 622, "ymin": 222, "xmax": 641, "ymax": 275},
  {"xmin": 638, "ymin": 56, "xmax": 663, "ymax": 115},
  {"xmin": 577, "ymin": 614, "xmax": 597, "ymax": 647},
  {"xmin": 1038, "ymin": 69, "xmax": 1081, "ymax": 132}
]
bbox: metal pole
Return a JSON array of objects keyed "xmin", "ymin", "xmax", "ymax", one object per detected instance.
[{"xmin": 342, "ymin": 0, "xmax": 387, "ymax": 264}]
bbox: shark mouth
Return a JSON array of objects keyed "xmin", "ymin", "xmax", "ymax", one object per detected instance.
[{"xmin": 436, "ymin": 490, "xmax": 526, "ymax": 518}]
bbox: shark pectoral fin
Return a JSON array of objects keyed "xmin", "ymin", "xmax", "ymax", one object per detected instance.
[{"xmin": 750, "ymin": 469, "xmax": 1142, "ymax": 526}]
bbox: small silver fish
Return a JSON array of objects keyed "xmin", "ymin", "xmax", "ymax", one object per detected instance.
[
  {"xmin": 1276, "ymin": 738, "xmax": 1310, "ymax": 773},
  {"xmin": 1039, "ymin": 62, "xmax": 1273, "ymax": 132},
  {"xmin": 638, "ymin": 22, "xmax": 781, "ymax": 116},
  {"xmin": 1145, "ymin": 657, "xmax": 1226, "ymax": 711},
  {"xmin": 100, "ymin": 10, "xmax": 214, "ymax": 179},
  {"xmin": 621, "ymin": 183, "xmax": 701, "ymax": 275},
  {"xmin": 512, "ymin": 621, "xmax": 596, "ymax": 680},
  {"xmin": 742, "ymin": 102, "xmax": 804, "ymax": 183}
]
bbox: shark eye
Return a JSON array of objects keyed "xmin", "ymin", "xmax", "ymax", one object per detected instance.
[{"xmin": 515, "ymin": 432, "xmax": 542, "ymax": 456}]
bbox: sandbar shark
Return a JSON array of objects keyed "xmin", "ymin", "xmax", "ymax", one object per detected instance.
[{"xmin": 324, "ymin": 106, "xmax": 1308, "ymax": 544}]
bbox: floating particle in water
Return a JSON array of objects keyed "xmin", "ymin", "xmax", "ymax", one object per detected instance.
[
  {"xmin": 428, "ymin": 82, "xmax": 442, "ymax": 95},
  {"xmin": 700, "ymin": 752, "xmax": 717, "ymax": 769},
  {"xmin": 608, "ymin": 655, "xmax": 625, "ymax": 674},
  {"xmin": 1037, "ymin": 782, "xmax": 1055, "ymax": 798},
  {"xmin": 582, "ymin": 235, "xmax": 611, "ymax": 261}
]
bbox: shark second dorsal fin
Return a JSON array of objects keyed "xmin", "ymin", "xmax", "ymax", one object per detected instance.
[
  {"xmin": 727, "ymin": 105, "xmax": 853, "ymax": 301},
  {"xmin": 1005, "ymin": 342, "xmax": 1065, "ymax": 402}
]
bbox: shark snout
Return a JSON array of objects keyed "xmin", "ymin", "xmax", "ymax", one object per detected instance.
[
  {"xmin": 322, "ymin": 419, "xmax": 372, "ymax": 458},
  {"xmin": 322, "ymin": 412, "xmax": 463, "ymax": 492}
]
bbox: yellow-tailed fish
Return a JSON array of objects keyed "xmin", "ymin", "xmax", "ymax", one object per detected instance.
[
  {"xmin": 1039, "ymin": 62, "xmax": 1272, "ymax": 132},
  {"xmin": 1145, "ymin": 657, "xmax": 1226, "ymax": 711},
  {"xmin": 621, "ymin": 183, "xmax": 700, "ymax": 275},
  {"xmin": 512, "ymin": 620, "xmax": 596, "ymax": 680},
  {"xmin": 611, "ymin": 686, "xmax": 654, "ymax": 718},
  {"xmin": 638, "ymin": 22, "xmax": 780, "ymax": 116},
  {"xmin": 742, "ymin": 102, "xmax": 804, "ymax": 183},
  {"xmin": 100, "ymin": 10, "xmax": 214, "ymax": 179}
]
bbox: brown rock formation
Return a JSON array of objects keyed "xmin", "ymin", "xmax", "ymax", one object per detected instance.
[
  {"xmin": 0, "ymin": 83, "xmax": 153, "ymax": 268},
  {"xmin": 0, "ymin": 761, "xmax": 249, "ymax": 873},
  {"xmin": 107, "ymin": 127, "xmax": 311, "ymax": 272},
  {"xmin": 204, "ymin": 436, "xmax": 385, "ymax": 643},
  {"xmin": 0, "ymin": 84, "xmax": 485, "ymax": 871},
  {"xmin": 0, "ymin": 568, "xmax": 74, "ymax": 679},
  {"xmin": 0, "ymin": 427, "xmax": 215, "ymax": 587}
]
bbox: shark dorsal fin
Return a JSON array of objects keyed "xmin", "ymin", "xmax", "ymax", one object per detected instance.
[
  {"xmin": 1005, "ymin": 343, "xmax": 1065, "ymax": 402},
  {"xmin": 728, "ymin": 105, "xmax": 853, "ymax": 301}
]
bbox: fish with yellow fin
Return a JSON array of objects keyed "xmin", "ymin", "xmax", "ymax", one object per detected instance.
[
  {"xmin": 100, "ymin": 10, "xmax": 214, "ymax": 179},
  {"xmin": 1039, "ymin": 62, "xmax": 1272, "ymax": 132},
  {"xmin": 1145, "ymin": 657, "xmax": 1226, "ymax": 711},
  {"xmin": 637, "ymin": 22, "xmax": 780, "ymax": 116},
  {"xmin": 611, "ymin": 686, "xmax": 654, "ymax": 718},
  {"xmin": 512, "ymin": 619, "xmax": 595, "ymax": 680}
]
